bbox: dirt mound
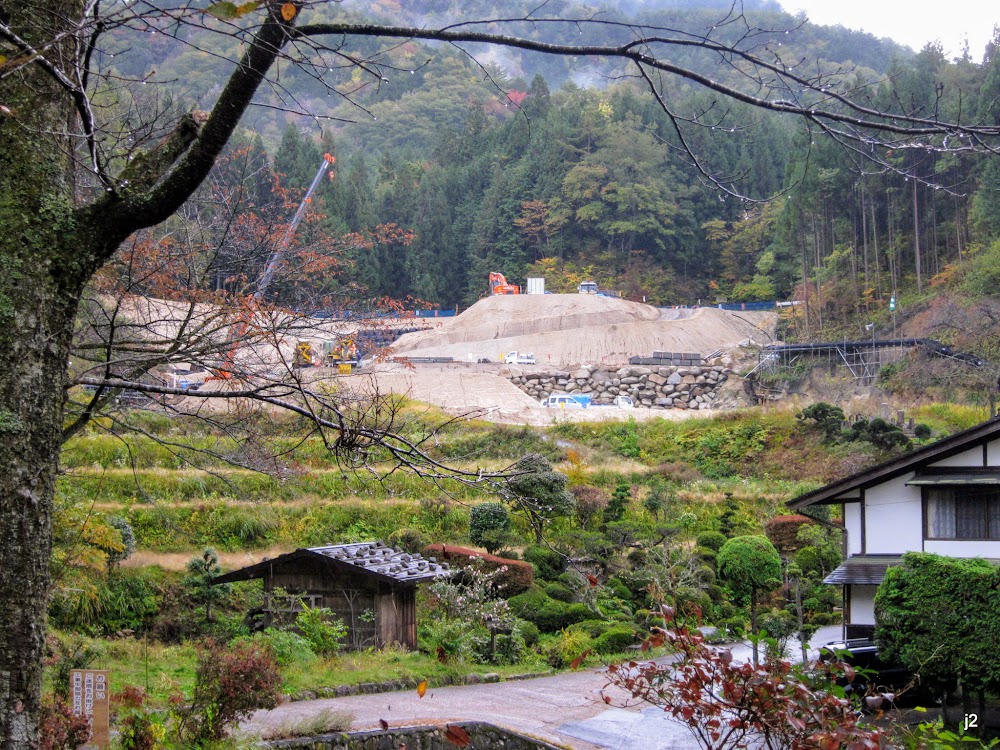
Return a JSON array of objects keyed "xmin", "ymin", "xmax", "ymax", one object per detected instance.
[{"xmin": 391, "ymin": 295, "xmax": 775, "ymax": 367}]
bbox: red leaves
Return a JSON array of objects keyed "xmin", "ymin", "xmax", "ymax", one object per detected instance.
[
  {"xmin": 444, "ymin": 724, "xmax": 471, "ymax": 748},
  {"xmin": 436, "ymin": 646, "xmax": 447, "ymax": 663},
  {"xmin": 570, "ymin": 649, "xmax": 591, "ymax": 670},
  {"xmin": 586, "ymin": 574, "xmax": 599, "ymax": 588},
  {"xmin": 603, "ymin": 622, "xmax": 882, "ymax": 750},
  {"xmin": 379, "ymin": 718, "xmax": 389, "ymax": 730}
]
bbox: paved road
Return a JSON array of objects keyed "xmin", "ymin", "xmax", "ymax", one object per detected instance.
[{"xmin": 243, "ymin": 626, "xmax": 843, "ymax": 749}]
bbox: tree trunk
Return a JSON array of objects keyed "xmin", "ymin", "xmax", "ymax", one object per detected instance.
[
  {"xmin": 1, "ymin": 12, "xmax": 80, "ymax": 749},
  {"xmin": 0, "ymin": 5, "xmax": 89, "ymax": 744}
]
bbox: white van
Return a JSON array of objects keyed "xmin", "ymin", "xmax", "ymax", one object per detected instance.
[
  {"xmin": 543, "ymin": 395, "xmax": 586, "ymax": 409},
  {"xmin": 503, "ymin": 351, "xmax": 536, "ymax": 365}
]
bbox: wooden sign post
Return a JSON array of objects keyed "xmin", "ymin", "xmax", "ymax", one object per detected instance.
[{"xmin": 70, "ymin": 669, "xmax": 110, "ymax": 749}]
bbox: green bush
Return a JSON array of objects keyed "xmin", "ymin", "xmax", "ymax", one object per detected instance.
[
  {"xmin": 518, "ymin": 620, "xmax": 540, "ymax": 648},
  {"xmin": 913, "ymin": 423, "xmax": 932, "ymax": 439},
  {"xmin": 469, "ymin": 502, "xmax": 511, "ymax": 554},
  {"xmin": 605, "ymin": 578, "xmax": 633, "ymax": 602},
  {"xmin": 593, "ymin": 626, "xmax": 637, "ymax": 655},
  {"xmin": 522, "ymin": 545, "xmax": 566, "ymax": 581},
  {"xmin": 542, "ymin": 630, "xmax": 594, "ymax": 668},
  {"xmin": 294, "ymin": 607, "xmax": 347, "ymax": 656},
  {"xmin": 509, "ymin": 589, "xmax": 592, "ymax": 633},
  {"xmin": 696, "ymin": 531, "xmax": 728, "ymax": 552},
  {"xmin": 567, "ymin": 619, "xmax": 613, "ymax": 638},
  {"xmin": 544, "ymin": 582, "xmax": 575, "ymax": 603}
]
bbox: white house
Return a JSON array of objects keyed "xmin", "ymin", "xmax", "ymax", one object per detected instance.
[{"xmin": 788, "ymin": 417, "xmax": 1000, "ymax": 639}]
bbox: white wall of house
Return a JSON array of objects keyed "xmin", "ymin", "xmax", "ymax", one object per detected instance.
[
  {"xmin": 925, "ymin": 540, "xmax": 1000, "ymax": 557},
  {"xmin": 928, "ymin": 446, "xmax": 985, "ymax": 468},
  {"xmin": 844, "ymin": 503, "xmax": 863, "ymax": 555},
  {"xmin": 987, "ymin": 440, "xmax": 1000, "ymax": 465},
  {"xmin": 864, "ymin": 474, "xmax": 922, "ymax": 553},
  {"xmin": 849, "ymin": 584, "xmax": 879, "ymax": 625}
]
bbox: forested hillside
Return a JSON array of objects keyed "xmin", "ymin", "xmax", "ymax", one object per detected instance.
[{"xmin": 129, "ymin": 0, "xmax": 1000, "ymax": 330}]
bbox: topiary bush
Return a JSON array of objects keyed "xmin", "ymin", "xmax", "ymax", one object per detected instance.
[
  {"xmin": 469, "ymin": 502, "xmax": 512, "ymax": 554},
  {"xmin": 696, "ymin": 531, "xmax": 728, "ymax": 552},
  {"xmin": 593, "ymin": 626, "xmax": 637, "ymax": 655},
  {"xmin": 522, "ymin": 545, "xmax": 566, "ymax": 581},
  {"xmin": 544, "ymin": 582, "xmax": 575, "ymax": 603}
]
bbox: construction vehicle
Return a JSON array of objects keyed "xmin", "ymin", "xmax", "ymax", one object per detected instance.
[
  {"xmin": 293, "ymin": 341, "xmax": 316, "ymax": 368},
  {"xmin": 578, "ymin": 280, "xmax": 598, "ymax": 294},
  {"xmin": 489, "ymin": 272, "xmax": 520, "ymax": 295},
  {"xmin": 323, "ymin": 338, "xmax": 359, "ymax": 366},
  {"xmin": 211, "ymin": 153, "xmax": 336, "ymax": 380}
]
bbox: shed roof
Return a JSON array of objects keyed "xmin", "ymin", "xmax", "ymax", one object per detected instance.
[
  {"xmin": 211, "ymin": 541, "xmax": 450, "ymax": 586},
  {"xmin": 788, "ymin": 417, "xmax": 1000, "ymax": 509}
]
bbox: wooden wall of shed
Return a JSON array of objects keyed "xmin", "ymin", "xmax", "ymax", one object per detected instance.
[
  {"xmin": 261, "ymin": 557, "xmax": 418, "ymax": 650},
  {"xmin": 378, "ymin": 587, "xmax": 417, "ymax": 650}
]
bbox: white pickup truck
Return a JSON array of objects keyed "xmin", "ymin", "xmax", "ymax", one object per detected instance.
[{"xmin": 503, "ymin": 351, "xmax": 536, "ymax": 365}]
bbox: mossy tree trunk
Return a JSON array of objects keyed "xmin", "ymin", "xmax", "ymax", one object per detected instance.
[{"xmin": 0, "ymin": 3, "xmax": 292, "ymax": 744}]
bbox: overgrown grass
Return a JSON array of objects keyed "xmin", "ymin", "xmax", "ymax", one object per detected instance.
[{"xmin": 910, "ymin": 403, "xmax": 991, "ymax": 436}]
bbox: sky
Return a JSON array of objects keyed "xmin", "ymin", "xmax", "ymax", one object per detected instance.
[{"xmin": 781, "ymin": 0, "xmax": 998, "ymax": 60}]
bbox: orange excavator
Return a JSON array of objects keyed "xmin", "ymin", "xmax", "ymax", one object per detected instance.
[{"xmin": 489, "ymin": 272, "xmax": 520, "ymax": 295}]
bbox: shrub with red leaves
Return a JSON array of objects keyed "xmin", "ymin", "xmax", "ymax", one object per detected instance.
[
  {"xmin": 423, "ymin": 544, "xmax": 533, "ymax": 595},
  {"xmin": 606, "ymin": 608, "xmax": 882, "ymax": 750},
  {"xmin": 175, "ymin": 640, "xmax": 281, "ymax": 743},
  {"xmin": 39, "ymin": 696, "xmax": 90, "ymax": 750},
  {"xmin": 764, "ymin": 515, "xmax": 814, "ymax": 554}
]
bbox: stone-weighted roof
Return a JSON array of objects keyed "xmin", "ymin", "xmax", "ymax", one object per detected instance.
[
  {"xmin": 211, "ymin": 540, "xmax": 449, "ymax": 586},
  {"xmin": 307, "ymin": 541, "xmax": 449, "ymax": 583}
]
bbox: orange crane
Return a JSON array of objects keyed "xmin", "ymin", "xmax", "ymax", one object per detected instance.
[
  {"xmin": 212, "ymin": 154, "xmax": 335, "ymax": 379},
  {"xmin": 489, "ymin": 272, "xmax": 520, "ymax": 295}
]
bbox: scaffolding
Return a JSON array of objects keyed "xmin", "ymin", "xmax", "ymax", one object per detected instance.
[{"xmin": 752, "ymin": 339, "xmax": 916, "ymax": 386}]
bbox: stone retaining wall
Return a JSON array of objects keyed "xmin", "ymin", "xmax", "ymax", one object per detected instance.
[
  {"xmin": 265, "ymin": 721, "xmax": 563, "ymax": 749},
  {"xmin": 508, "ymin": 364, "xmax": 730, "ymax": 410}
]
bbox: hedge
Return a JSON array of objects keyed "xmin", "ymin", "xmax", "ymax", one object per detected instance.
[{"xmin": 423, "ymin": 544, "xmax": 534, "ymax": 595}]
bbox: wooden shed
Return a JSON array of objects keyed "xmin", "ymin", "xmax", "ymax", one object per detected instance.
[{"xmin": 212, "ymin": 541, "xmax": 449, "ymax": 650}]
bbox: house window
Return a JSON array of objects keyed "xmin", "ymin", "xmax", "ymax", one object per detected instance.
[{"xmin": 926, "ymin": 487, "xmax": 1000, "ymax": 540}]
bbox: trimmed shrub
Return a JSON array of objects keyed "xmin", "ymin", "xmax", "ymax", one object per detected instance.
[
  {"xmin": 567, "ymin": 619, "xmax": 613, "ymax": 638},
  {"xmin": 764, "ymin": 515, "xmax": 814, "ymax": 554},
  {"xmin": 509, "ymin": 588, "xmax": 592, "ymax": 632},
  {"xmin": 423, "ymin": 544, "xmax": 533, "ymax": 595},
  {"xmin": 522, "ymin": 545, "xmax": 566, "ymax": 581},
  {"xmin": 544, "ymin": 582, "xmax": 575, "ymax": 603},
  {"xmin": 518, "ymin": 620, "xmax": 540, "ymax": 648},
  {"xmin": 594, "ymin": 626, "xmax": 637, "ymax": 655},
  {"xmin": 696, "ymin": 531, "xmax": 728, "ymax": 552},
  {"xmin": 469, "ymin": 502, "xmax": 511, "ymax": 554}
]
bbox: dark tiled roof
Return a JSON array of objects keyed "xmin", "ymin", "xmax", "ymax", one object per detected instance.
[
  {"xmin": 212, "ymin": 541, "xmax": 449, "ymax": 585},
  {"xmin": 823, "ymin": 556, "xmax": 904, "ymax": 585}
]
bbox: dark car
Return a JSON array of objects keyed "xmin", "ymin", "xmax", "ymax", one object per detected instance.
[{"xmin": 819, "ymin": 638, "xmax": 920, "ymax": 705}]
